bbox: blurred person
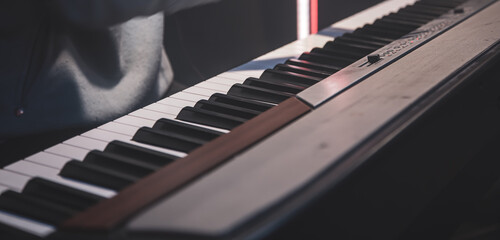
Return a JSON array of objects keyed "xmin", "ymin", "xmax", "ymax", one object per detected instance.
[{"xmin": 0, "ymin": 0, "xmax": 219, "ymax": 163}]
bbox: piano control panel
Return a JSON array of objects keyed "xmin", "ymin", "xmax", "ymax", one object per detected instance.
[{"xmin": 298, "ymin": 0, "xmax": 496, "ymax": 107}]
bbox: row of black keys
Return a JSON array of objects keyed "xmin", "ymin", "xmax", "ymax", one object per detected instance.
[
  {"xmin": 54, "ymin": 0, "xmax": 466, "ymax": 201},
  {"xmin": 0, "ymin": 0, "xmax": 466, "ymax": 236}
]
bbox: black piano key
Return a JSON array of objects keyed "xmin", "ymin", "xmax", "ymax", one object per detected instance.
[
  {"xmin": 299, "ymin": 52, "xmax": 355, "ymax": 67},
  {"xmin": 227, "ymin": 84, "xmax": 294, "ymax": 104},
  {"xmin": 374, "ymin": 18, "xmax": 423, "ymax": 30},
  {"xmin": 354, "ymin": 25, "xmax": 407, "ymax": 39},
  {"xmin": 285, "ymin": 58, "xmax": 341, "ymax": 74},
  {"xmin": 105, "ymin": 141, "xmax": 178, "ymax": 167},
  {"xmin": 322, "ymin": 41, "xmax": 377, "ymax": 56},
  {"xmin": 83, "ymin": 150, "xmax": 160, "ymax": 178},
  {"xmin": 243, "ymin": 77, "xmax": 305, "ymax": 94},
  {"xmin": 371, "ymin": 20, "xmax": 420, "ymax": 33},
  {"xmin": 274, "ymin": 63, "xmax": 331, "ymax": 79},
  {"xmin": 0, "ymin": 224, "xmax": 43, "ymax": 240},
  {"xmin": 365, "ymin": 21, "xmax": 414, "ymax": 33},
  {"xmin": 417, "ymin": 0, "xmax": 463, "ymax": 8},
  {"xmin": 406, "ymin": 4, "xmax": 450, "ymax": 15},
  {"xmin": 0, "ymin": 190, "xmax": 76, "ymax": 225},
  {"xmin": 60, "ymin": 160, "xmax": 139, "ymax": 191},
  {"xmin": 208, "ymin": 93, "xmax": 274, "ymax": 112},
  {"xmin": 382, "ymin": 14, "xmax": 430, "ymax": 25},
  {"xmin": 194, "ymin": 99, "xmax": 260, "ymax": 120},
  {"xmin": 133, "ymin": 127, "xmax": 206, "ymax": 153},
  {"xmin": 411, "ymin": 3, "xmax": 451, "ymax": 12},
  {"xmin": 344, "ymin": 32, "xmax": 394, "ymax": 44},
  {"xmin": 153, "ymin": 118, "xmax": 223, "ymax": 141},
  {"xmin": 177, "ymin": 106, "xmax": 247, "ymax": 130},
  {"xmin": 386, "ymin": 11, "xmax": 434, "ymax": 23},
  {"xmin": 22, "ymin": 177, "xmax": 103, "ymax": 211},
  {"xmin": 259, "ymin": 69, "xmax": 322, "ymax": 87},
  {"xmin": 399, "ymin": 7, "xmax": 443, "ymax": 17},
  {"xmin": 333, "ymin": 36, "xmax": 387, "ymax": 48},
  {"xmin": 310, "ymin": 47, "xmax": 364, "ymax": 61}
]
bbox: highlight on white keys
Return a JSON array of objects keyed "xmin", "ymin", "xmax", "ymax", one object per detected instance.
[{"xmin": 296, "ymin": 0, "xmax": 318, "ymax": 39}]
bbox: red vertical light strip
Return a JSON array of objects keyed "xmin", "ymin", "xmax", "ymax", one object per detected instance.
[{"xmin": 310, "ymin": 0, "xmax": 318, "ymax": 34}]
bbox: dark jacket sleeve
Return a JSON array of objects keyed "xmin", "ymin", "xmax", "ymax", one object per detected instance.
[{"xmin": 49, "ymin": 0, "xmax": 219, "ymax": 28}]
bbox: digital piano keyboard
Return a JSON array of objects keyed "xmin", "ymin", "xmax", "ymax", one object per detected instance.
[{"xmin": 2, "ymin": 0, "xmax": 500, "ymax": 239}]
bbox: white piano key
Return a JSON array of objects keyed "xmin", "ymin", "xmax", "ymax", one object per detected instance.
[
  {"xmin": 284, "ymin": 34, "xmax": 332, "ymax": 51},
  {"xmin": 25, "ymin": 152, "xmax": 72, "ymax": 169},
  {"xmin": 158, "ymin": 97, "xmax": 196, "ymax": 108},
  {"xmin": 144, "ymin": 104, "xmax": 183, "ymax": 116},
  {"xmin": 4, "ymin": 162, "xmax": 116, "ymax": 198},
  {"xmin": 0, "ymin": 170, "xmax": 30, "ymax": 192},
  {"xmin": 196, "ymin": 81, "xmax": 232, "ymax": 92},
  {"xmin": 82, "ymin": 128, "xmax": 131, "ymax": 142},
  {"xmin": 5, "ymin": 161, "xmax": 59, "ymax": 178},
  {"xmin": 0, "ymin": 210, "xmax": 55, "ymax": 237},
  {"xmin": 99, "ymin": 122, "xmax": 139, "ymax": 137},
  {"xmin": 226, "ymin": 69, "xmax": 264, "ymax": 78},
  {"xmin": 114, "ymin": 115, "xmax": 156, "ymax": 128},
  {"xmin": 253, "ymin": 48, "xmax": 303, "ymax": 63},
  {"xmin": 183, "ymin": 86, "xmax": 219, "ymax": 97},
  {"xmin": 64, "ymin": 135, "xmax": 107, "ymax": 151},
  {"xmin": 170, "ymin": 92, "xmax": 208, "ymax": 103},
  {"xmin": 45, "ymin": 144, "xmax": 88, "ymax": 161},
  {"xmin": 217, "ymin": 72, "xmax": 249, "ymax": 81},
  {"xmin": 130, "ymin": 109, "xmax": 176, "ymax": 122},
  {"xmin": 206, "ymin": 76, "xmax": 242, "ymax": 86}
]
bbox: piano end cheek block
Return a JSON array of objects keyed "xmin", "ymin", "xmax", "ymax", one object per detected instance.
[{"xmin": 60, "ymin": 97, "xmax": 312, "ymax": 231}]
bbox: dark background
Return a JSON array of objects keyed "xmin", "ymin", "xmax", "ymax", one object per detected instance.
[{"xmin": 163, "ymin": 0, "xmax": 382, "ymax": 90}]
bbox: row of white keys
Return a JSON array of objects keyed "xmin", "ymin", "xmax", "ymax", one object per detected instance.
[
  {"xmin": 3, "ymin": 161, "xmax": 116, "ymax": 198},
  {"xmin": 96, "ymin": 34, "xmax": 338, "ymax": 153},
  {"xmin": 130, "ymin": 37, "xmax": 329, "ymax": 137},
  {"xmin": 25, "ymin": 152, "xmax": 71, "ymax": 169},
  {"xmin": 0, "ymin": 22, "xmax": 340, "ymax": 221},
  {"xmin": 96, "ymin": 34, "xmax": 343, "ymax": 159}
]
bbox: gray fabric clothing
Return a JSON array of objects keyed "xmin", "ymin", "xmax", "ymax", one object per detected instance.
[{"xmin": 0, "ymin": 0, "xmax": 217, "ymax": 139}]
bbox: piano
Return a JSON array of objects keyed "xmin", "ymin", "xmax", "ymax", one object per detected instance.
[{"xmin": 2, "ymin": 0, "xmax": 500, "ymax": 239}]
